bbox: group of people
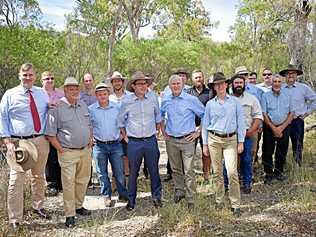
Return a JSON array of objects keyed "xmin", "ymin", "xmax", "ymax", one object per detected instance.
[{"xmin": 0, "ymin": 62, "xmax": 315, "ymax": 230}]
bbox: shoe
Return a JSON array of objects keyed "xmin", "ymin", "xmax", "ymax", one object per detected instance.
[
  {"xmin": 174, "ymin": 195, "xmax": 185, "ymax": 203},
  {"xmin": 242, "ymin": 185, "xmax": 252, "ymax": 194},
  {"xmin": 225, "ymin": 186, "xmax": 229, "ymax": 193},
  {"xmin": 215, "ymin": 202, "xmax": 224, "ymax": 210},
  {"xmin": 75, "ymin": 207, "xmax": 91, "ymax": 216},
  {"xmin": 46, "ymin": 187, "xmax": 58, "ymax": 197},
  {"xmin": 274, "ymin": 174, "xmax": 287, "ymax": 182},
  {"xmin": 264, "ymin": 175, "xmax": 273, "ymax": 185},
  {"xmin": 9, "ymin": 222, "xmax": 20, "ymax": 231},
  {"xmin": 104, "ymin": 197, "xmax": 112, "ymax": 207},
  {"xmin": 153, "ymin": 199, "xmax": 163, "ymax": 208},
  {"xmin": 33, "ymin": 208, "xmax": 51, "ymax": 219},
  {"xmin": 118, "ymin": 195, "xmax": 129, "ymax": 202},
  {"xmin": 125, "ymin": 202, "xmax": 135, "ymax": 211},
  {"xmin": 188, "ymin": 202, "xmax": 194, "ymax": 210},
  {"xmin": 65, "ymin": 216, "xmax": 75, "ymax": 228},
  {"xmin": 163, "ymin": 174, "xmax": 172, "ymax": 182},
  {"xmin": 231, "ymin": 208, "xmax": 241, "ymax": 217}
]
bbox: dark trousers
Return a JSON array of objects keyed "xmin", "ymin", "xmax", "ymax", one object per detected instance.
[
  {"xmin": 166, "ymin": 160, "xmax": 172, "ymax": 175},
  {"xmin": 290, "ymin": 118, "xmax": 304, "ymax": 165},
  {"xmin": 45, "ymin": 144, "xmax": 62, "ymax": 190},
  {"xmin": 127, "ymin": 136, "xmax": 162, "ymax": 206},
  {"xmin": 262, "ymin": 125, "xmax": 290, "ymax": 176}
]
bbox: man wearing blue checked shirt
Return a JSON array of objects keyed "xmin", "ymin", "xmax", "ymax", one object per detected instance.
[
  {"xmin": 161, "ymin": 74, "xmax": 205, "ymax": 209},
  {"xmin": 202, "ymin": 72, "xmax": 246, "ymax": 217},
  {"xmin": 89, "ymin": 83, "xmax": 129, "ymax": 207},
  {"xmin": 280, "ymin": 65, "xmax": 316, "ymax": 166},
  {"xmin": 261, "ymin": 74, "xmax": 294, "ymax": 185},
  {"xmin": 118, "ymin": 71, "xmax": 162, "ymax": 211}
]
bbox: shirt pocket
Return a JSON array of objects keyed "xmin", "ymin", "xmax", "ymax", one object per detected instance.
[{"xmin": 210, "ymin": 105, "xmax": 225, "ymax": 119}]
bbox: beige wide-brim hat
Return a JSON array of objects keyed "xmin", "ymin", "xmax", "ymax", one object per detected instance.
[
  {"xmin": 105, "ymin": 71, "xmax": 127, "ymax": 83},
  {"xmin": 279, "ymin": 64, "xmax": 303, "ymax": 77},
  {"xmin": 6, "ymin": 140, "xmax": 38, "ymax": 172},
  {"xmin": 235, "ymin": 66, "xmax": 249, "ymax": 75},
  {"xmin": 95, "ymin": 82, "xmax": 113, "ymax": 93},
  {"xmin": 126, "ymin": 71, "xmax": 153, "ymax": 92}
]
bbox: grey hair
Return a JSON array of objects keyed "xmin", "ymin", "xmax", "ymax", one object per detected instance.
[{"xmin": 168, "ymin": 74, "xmax": 182, "ymax": 85}]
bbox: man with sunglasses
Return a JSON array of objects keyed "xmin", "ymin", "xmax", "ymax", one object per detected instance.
[
  {"xmin": 257, "ymin": 68, "xmax": 273, "ymax": 93},
  {"xmin": 41, "ymin": 71, "xmax": 64, "ymax": 197}
]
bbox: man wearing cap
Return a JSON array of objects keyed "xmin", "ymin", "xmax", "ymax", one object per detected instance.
[
  {"xmin": 186, "ymin": 69, "xmax": 212, "ymax": 183},
  {"xmin": 261, "ymin": 74, "xmax": 294, "ymax": 184},
  {"xmin": 45, "ymin": 77, "xmax": 93, "ymax": 227},
  {"xmin": 108, "ymin": 71, "xmax": 130, "ymax": 178},
  {"xmin": 80, "ymin": 73, "xmax": 97, "ymax": 106},
  {"xmin": 224, "ymin": 74, "xmax": 263, "ymax": 194},
  {"xmin": 41, "ymin": 71, "xmax": 64, "ymax": 197},
  {"xmin": 202, "ymin": 72, "xmax": 246, "ymax": 216},
  {"xmin": 89, "ymin": 83, "xmax": 128, "ymax": 207},
  {"xmin": 281, "ymin": 65, "xmax": 316, "ymax": 166},
  {"xmin": 118, "ymin": 71, "xmax": 162, "ymax": 210},
  {"xmin": 0, "ymin": 63, "xmax": 50, "ymax": 230},
  {"xmin": 161, "ymin": 74, "xmax": 205, "ymax": 209}
]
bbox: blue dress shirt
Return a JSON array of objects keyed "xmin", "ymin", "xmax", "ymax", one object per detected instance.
[
  {"xmin": 118, "ymin": 93, "xmax": 162, "ymax": 138},
  {"xmin": 246, "ymin": 83, "xmax": 263, "ymax": 102},
  {"xmin": 161, "ymin": 91, "xmax": 205, "ymax": 137},
  {"xmin": 202, "ymin": 95, "xmax": 246, "ymax": 144},
  {"xmin": 0, "ymin": 85, "xmax": 49, "ymax": 137},
  {"xmin": 261, "ymin": 89, "xmax": 294, "ymax": 125},
  {"xmin": 88, "ymin": 101, "xmax": 121, "ymax": 141},
  {"xmin": 282, "ymin": 82, "xmax": 316, "ymax": 117}
]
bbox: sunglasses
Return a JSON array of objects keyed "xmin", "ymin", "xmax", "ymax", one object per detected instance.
[
  {"xmin": 262, "ymin": 73, "xmax": 272, "ymax": 76},
  {"xmin": 43, "ymin": 77, "xmax": 54, "ymax": 81}
]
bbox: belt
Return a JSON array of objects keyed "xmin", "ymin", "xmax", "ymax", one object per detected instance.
[
  {"xmin": 169, "ymin": 133, "xmax": 193, "ymax": 139},
  {"xmin": 63, "ymin": 146, "xmax": 86, "ymax": 150},
  {"xmin": 128, "ymin": 135, "xmax": 154, "ymax": 141},
  {"xmin": 95, "ymin": 138, "xmax": 119, "ymax": 144},
  {"xmin": 11, "ymin": 134, "xmax": 43, "ymax": 139},
  {"xmin": 209, "ymin": 130, "xmax": 236, "ymax": 138}
]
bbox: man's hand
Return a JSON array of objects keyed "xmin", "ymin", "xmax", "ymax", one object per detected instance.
[
  {"xmin": 237, "ymin": 143, "xmax": 244, "ymax": 154},
  {"xmin": 185, "ymin": 131, "xmax": 200, "ymax": 142},
  {"xmin": 203, "ymin": 144, "xmax": 209, "ymax": 156},
  {"xmin": 246, "ymin": 128, "xmax": 257, "ymax": 138},
  {"xmin": 273, "ymin": 126, "xmax": 283, "ymax": 138}
]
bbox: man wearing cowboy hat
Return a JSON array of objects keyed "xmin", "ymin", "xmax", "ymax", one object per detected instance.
[
  {"xmin": 161, "ymin": 74, "xmax": 205, "ymax": 209},
  {"xmin": 89, "ymin": 83, "xmax": 129, "ymax": 207},
  {"xmin": 202, "ymin": 72, "xmax": 246, "ymax": 217},
  {"xmin": 118, "ymin": 71, "xmax": 162, "ymax": 210},
  {"xmin": 45, "ymin": 77, "xmax": 93, "ymax": 227},
  {"xmin": 261, "ymin": 74, "xmax": 294, "ymax": 184},
  {"xmin": 281, "ymin": 64, "xmax": 316, "ymax": 166},
  {"xmin": 0, "ymin": 63, "xmax": 50, "ymax": 230}
]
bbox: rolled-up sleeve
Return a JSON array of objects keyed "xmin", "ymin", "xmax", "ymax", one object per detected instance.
[
  {"xmin": 236, "ymin": 101, "xmax": 246, "ymax": 143},
  {"xmin": 192, "ymin": 97, "xmax": 205, "ymax": 119},
  {"xmin": 252, "ymin": 97, "xmax": 263, "ymax": 121},
  {"xmin": 45, "ymin": 107, "xmax": 58, "ymax": 136}
]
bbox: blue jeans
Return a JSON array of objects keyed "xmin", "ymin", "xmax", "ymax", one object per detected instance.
[
  {"xmin": 127, "ymin": 136, "xmax": 161, "ymax": 207},
  {"xmin": 93, "ymin": 141, "xmax": 128, "ymax": 198},
  {"xmin": 224, "ymin": 137, "xmax": 253, "ymax": 187}
]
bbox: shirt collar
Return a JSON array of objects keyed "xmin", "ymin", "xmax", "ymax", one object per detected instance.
[
  {"xmin": 171, "ymin": 90, "xmax": 185, "ymax": 99},
  {"xmin": 133, "ymin": 93, "xmax": 148, "ymax": 101},
  {"xmin": 96, "ymin": 101, "xmax": 114, "ymax": 109},
  {"xmin": 285, "ymin": 82, "xmax": 297, "ymax": 88},
  {"xmin": 214, "ymin": 94, "xmax": 230, "ymax": 101},
  {"xmin": 60, "ymin": 97, "xmax": 81, "ymax": 107}
]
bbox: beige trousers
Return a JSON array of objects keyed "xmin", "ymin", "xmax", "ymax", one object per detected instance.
[
  {"xmin": 165, "ymin": 137, "xmax": 196, "ymax": 203},
  {"xmin": 7, "ymin": 136, "xmax": 49, "ymax": 224},
  {"xmin": 58, "ymin": 147, "xmax": 92, "ymax": 217},
  {"xmin": 208, "ymin": 133, "xmax": 240, "ymax": 208}
]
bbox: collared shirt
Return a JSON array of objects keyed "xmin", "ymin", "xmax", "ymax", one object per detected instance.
[
  {"xmin": 234, "ymin": 92, "xmax": 263, "ymax": 129},
  {"xmin": 161, "ymin": 91, "xmax": 205, "ymax": 137},
  {"xmin": 283, "ymin": 82, "xmax": 316, "ymax": 117},
  {"xmin": 45, "ymin": 97, "xmax": 91, "ymax": 148},
  {"xmin": 186, "ymin": 85, "xmax": 212, "ymax": 126},
  {"xmin": 202, "ymin": 95, "xmax": 246, "ymax": 144},
  {"xmin": 0, "ymin": 85, "xmax": 49, "ymax": 137},
  {"xmin": 246, "ymin": 83, "xmax": 263, "ymax": 102},
  {"xmin": 109, "ymin": 90, "xmax": 132, "ymax": 107},
  {"xmin": 261, "ymin": 89, "xmax": 294, "ymax": 125},
  {"xmin": 45, "ymin": 88, "xmax": 64, "ymax": 104},
  {"xmin": 88, "ymin": 101, "xmax": 121, "ymax": 141},
  {"xmin": 163, "ymin": 84, "xmax": 191, "ymax": 97},
  {"xmin": 118, "ymin": 93, "xmax": 162, "ymax": 138},
  {"xmin": 80, "ymin": 90, "xmax": 97, "ymax": 106},
  {"xmin": 256, "ymin": 82, "xmax": 271, "ymax": 93}
]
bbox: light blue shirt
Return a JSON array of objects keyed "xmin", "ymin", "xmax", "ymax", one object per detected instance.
[
  {"xmin": 161, "ymin": 91, "xmax": 205, "ymax": 137},
  {"xmin": 88, "ymin": 101, "xmax": 121, "ymax": 141},
  {"xmin": 118, "ymin": 93, "xmax": 162, "ymax": 138},
  {"xmin": 246, "ymin": 83, "xmax": 263, "ymax": 102},
  {"xmin": 202, "ymin": 95, "xmax": 246, "ymax": 144},
  {"xmin": 261, "ymin": 89, "xmax": 294, "ymax": 125},
  {"xmin": 0, "ymin": 85, "xmax": 49, "ymax": 137},
  {"xmin": 163, "ymin": 84, "xmax": 191, "ymax": 97},
  {"xmin": 283, "ymin": 82, "xmax": 316, "ymax": 117}
]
